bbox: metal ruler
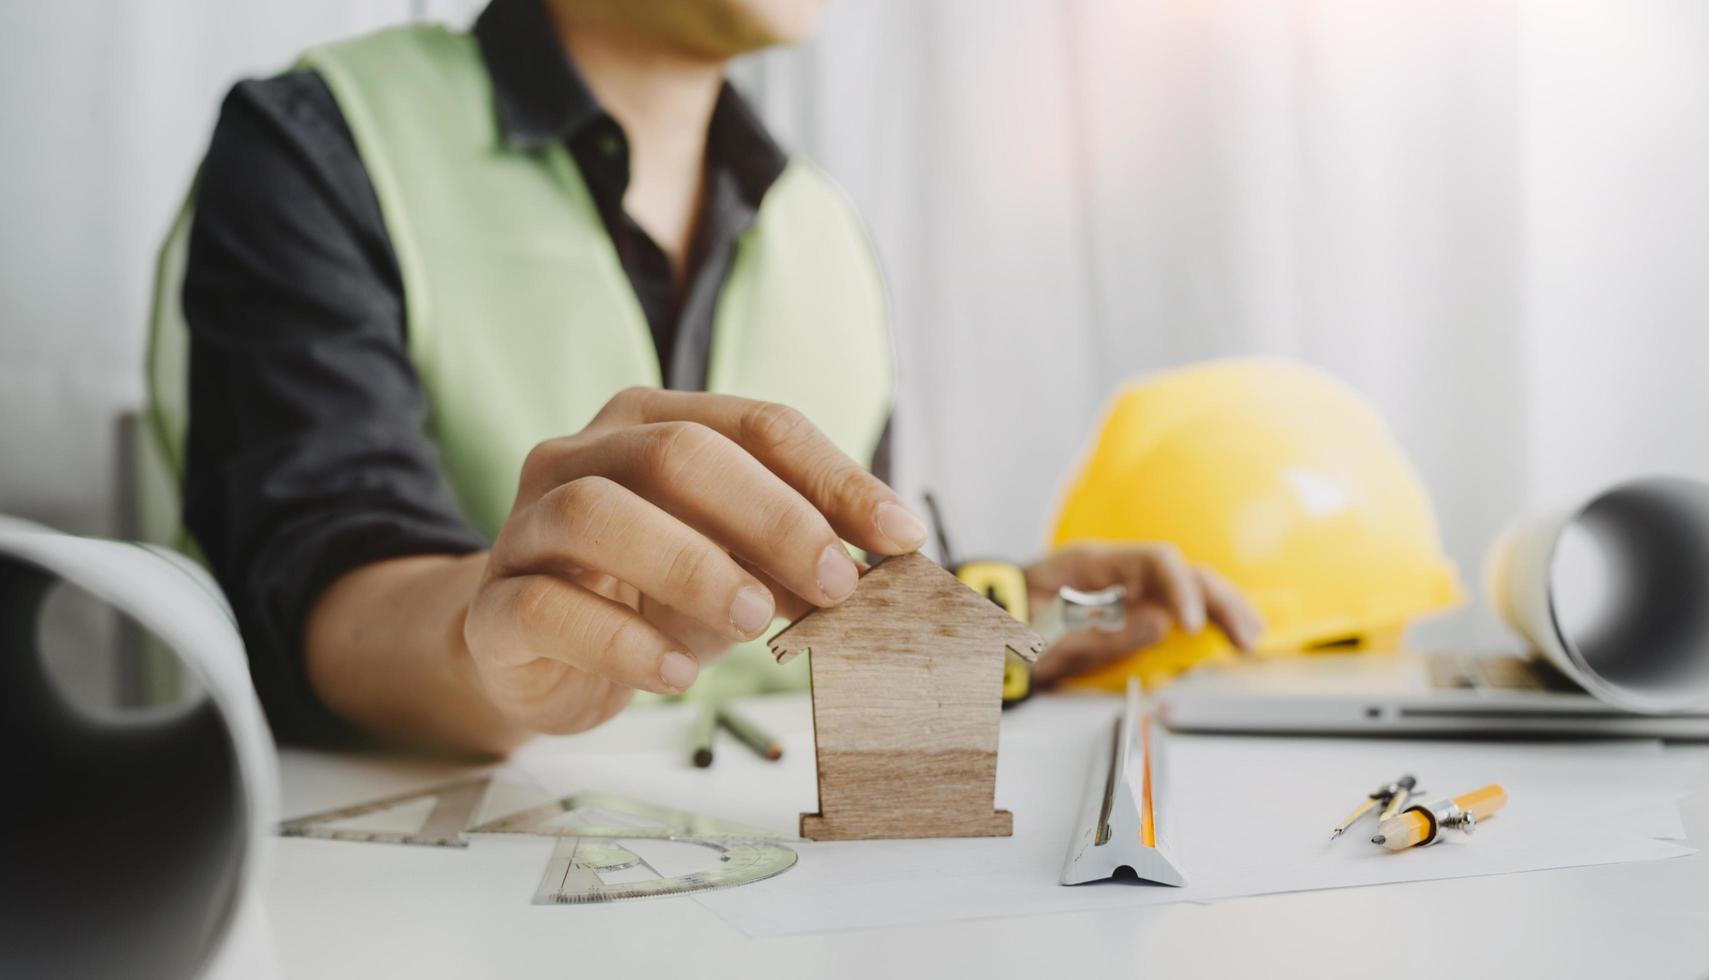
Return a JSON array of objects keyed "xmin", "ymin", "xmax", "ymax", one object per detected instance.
[
  {"xmin": 468, "ymin": 791, "xmax": 797, "ymax": 905},
  {"xmin": 1060, "ymin": 680, "xmax": 1186, "ymax": 886},
  {"xmin": 278, "ymin": 777, "xmax": 492, "ymax": 848}
]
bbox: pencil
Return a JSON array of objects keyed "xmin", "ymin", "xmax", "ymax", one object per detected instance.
[
  {"xmin": 1372, "ymin": 784, "xmax": 1507, "ymax": 849},
  {"xmin": 690, "ymin": 700, "xmax": 717, "ymax": 768},
  {"xmin": 717, "ymin": 703, "xmax": 783, "ymax": 761}
]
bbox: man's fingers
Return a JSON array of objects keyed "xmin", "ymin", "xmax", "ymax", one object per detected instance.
[
  {"xmin": 470, "ymin": 574, "xmax": 699, "ymax": 696},
  {"xmin": 493, "ymin": 476, "xmax": 777, "ymax": 641},
  {"xmin": 1032, "ymin": 543, "xmax": 1253, "ymax": 643},
  {"xmin": 1197, "ymin": 566, "xmax": 1265, "ymax": 651},
  {"xmin": 1113, "ymin": 602, "xmax": 1177, "ymax": 653},
  {"xmin": 735, "ymin": 558, "xmax": 815, "ymax": 624},
  {"xmin": 531, "ymin": 421, "xmax": 860, "ymax": 606},
  {"xmin": 638, "ymin": 597, "xmax": 739, "ymax": 660},
  {"xmin": 595, "ymin": 388, "xmax": 925, "ymax": 556},
  {"xmin": 1034, "ymin": 605, "xmax": 1172, "ymax": 686},
  {"xmin": 1141, "ymin": 546, "xmax": 1207, "ymax": 635}
]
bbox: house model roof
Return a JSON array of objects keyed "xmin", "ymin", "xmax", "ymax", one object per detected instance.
[{"xmin": 768, "ymin": 552, "xmax": 1045, "ymax": 664}]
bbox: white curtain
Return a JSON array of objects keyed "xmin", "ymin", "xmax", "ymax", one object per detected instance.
[
  {"xmin": 2, "ymin": 1, "xmax": 1706, "ymax": 654},
  {"xmin": 3, "ymin": 1, "xmax": 443, "ymax": 532},
  {"xmin": 736, "ymin": 0, "xmax": 1709, "ymax": 646},
  {"xmin": 0, "ymin": 0, "xmax": 479, "ymax": 699}
]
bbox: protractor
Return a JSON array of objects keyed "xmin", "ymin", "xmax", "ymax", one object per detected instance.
[{"xmin": 533, "ymin": 835, "xmax": 797, "ymax": 905}]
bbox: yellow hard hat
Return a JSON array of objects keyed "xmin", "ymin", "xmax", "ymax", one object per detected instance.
[{"xmin": 1051, "ymin": 358, "xmax": 1463, "ymax": 690}]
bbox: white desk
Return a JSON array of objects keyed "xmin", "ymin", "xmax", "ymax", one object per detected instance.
[{"xmin": 260, "ymin": 695, "xmax": 1709, "ymax": 980}]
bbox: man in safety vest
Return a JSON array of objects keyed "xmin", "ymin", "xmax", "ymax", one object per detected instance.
[{"xmin": 166, "ymin": 0, "xmax": 1261, "ymax": 752}]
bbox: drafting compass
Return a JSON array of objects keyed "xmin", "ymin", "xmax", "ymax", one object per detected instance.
[{"xmin": 1329, "ymin": 774, "xmax": 1419, "ymax": 841}]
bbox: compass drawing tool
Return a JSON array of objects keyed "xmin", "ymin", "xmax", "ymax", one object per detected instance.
[{"xmin": 1329, "ymin": 774, "xmax": 1418, "ymax": 840}]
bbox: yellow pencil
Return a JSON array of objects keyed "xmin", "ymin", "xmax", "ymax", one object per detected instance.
[{"xmin": 1373, "ymin": 784, "xmax": 1507, "ymax": 850}]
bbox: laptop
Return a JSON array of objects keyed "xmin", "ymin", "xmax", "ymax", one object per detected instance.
[{"xmin": 1157, "ymin": 651, "xmax": 1709, "ymax": 738}]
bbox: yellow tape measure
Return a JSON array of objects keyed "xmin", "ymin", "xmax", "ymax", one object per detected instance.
[{"xmin": 953, "ymin": 560, "xmax": 1034, "ymax": 706}]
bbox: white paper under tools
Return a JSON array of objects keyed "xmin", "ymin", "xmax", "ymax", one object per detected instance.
[{"xmin": 679, "ymin": 696, "xmax": 1696, "ymax": 937}]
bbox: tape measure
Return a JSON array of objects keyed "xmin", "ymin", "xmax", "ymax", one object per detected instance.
[
  {"xmin": 953, "ymin": 560, "xmax": 1035, "ymax": 705},
  {"xmin": 922, "ymin": 492, "xmax": 1040, "ymax": 706}
]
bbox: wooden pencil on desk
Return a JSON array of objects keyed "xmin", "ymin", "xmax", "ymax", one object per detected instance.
[
  {"xmin": 717, "ymin": 703, "xmax": 783, "ymax": 761},
  {"xmin": 1372, "ymin": 784, "xmax": 1508, "ymax": 849},
  {"xmin": 690, "ymin": 700, "xmax": 718, "ymax": 768}
]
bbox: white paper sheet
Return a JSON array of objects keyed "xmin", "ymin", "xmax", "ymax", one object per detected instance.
[
  {"xmin": 679, "ymin": 698, "xmax": 1698, "ymax": 937},
  {"xmin": 503, "ymin": 695, "xmax": 1697, "ymax": 937}
]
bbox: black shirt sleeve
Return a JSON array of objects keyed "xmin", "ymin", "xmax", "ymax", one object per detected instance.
[{"xmin": 182, "ymin": 72, "xmax": 487, "ymax": 745}]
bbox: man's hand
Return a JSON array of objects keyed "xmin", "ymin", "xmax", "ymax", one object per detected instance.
[
  {"xmin": 462, "ymin": 388, "xmax": 926, "ymax": 735},
  {"xmin": 1025, "ymin": 543, "xmax": 1264, "ymax": 686}
]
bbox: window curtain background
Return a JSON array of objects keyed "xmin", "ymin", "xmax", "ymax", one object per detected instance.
[{"xmin": 4, "ymin": 2, "xmax": 1706, "ymax": 676}]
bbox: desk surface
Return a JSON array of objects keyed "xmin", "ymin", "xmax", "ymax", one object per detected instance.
[{"xmin": 259, "ymin": 694, "xmax": 1709, "ymax": 980}]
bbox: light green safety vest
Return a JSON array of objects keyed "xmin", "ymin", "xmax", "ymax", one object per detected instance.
[{"xmin": 146, "ymin": 24, "xmax": 894, "ymax": 702}]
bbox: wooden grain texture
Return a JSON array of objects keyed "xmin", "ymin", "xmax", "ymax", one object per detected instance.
[{"xmin": 769, "ymin": 552, "xmax": 1044, "ymax": 841}]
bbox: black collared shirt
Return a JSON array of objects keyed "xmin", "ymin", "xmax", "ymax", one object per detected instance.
[
  {"xmin": 476, "ymin": 0, "xmax": 787, "ymax": 377},
  {"xmin": 181, "ymin": 0, "xmax": 889, "ymax": 743}
]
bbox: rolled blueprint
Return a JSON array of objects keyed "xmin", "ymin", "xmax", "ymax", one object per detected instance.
[
  {"xmin": 1486, "ymin": 476, "xmax": 1709, "ymax": 713},
  {"xmin": 0, "ymin": 517, "xmax": 279, "ymax": 979}
]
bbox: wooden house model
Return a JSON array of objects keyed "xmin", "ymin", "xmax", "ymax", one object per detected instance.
[{"xmin": 769, "ymin": 552, "xmax": 1044, "ymax": 841}]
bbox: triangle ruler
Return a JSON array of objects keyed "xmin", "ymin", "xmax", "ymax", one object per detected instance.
[
  {"xmin": 467, "ymin": 791, "xmax": 790, "ymax": 841},
  {"xmin": 278, "ymin": 777, "xmax": 492, "ymax": 848}
]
